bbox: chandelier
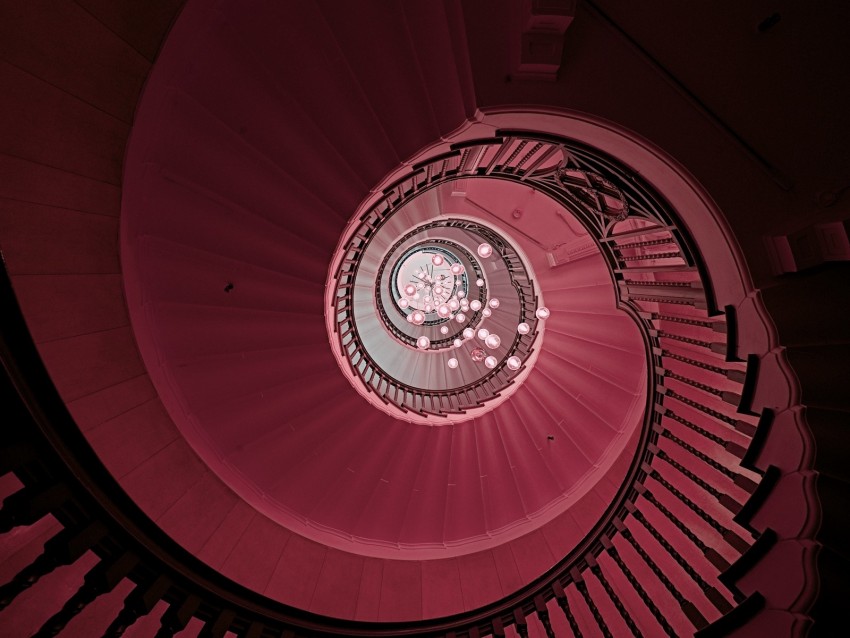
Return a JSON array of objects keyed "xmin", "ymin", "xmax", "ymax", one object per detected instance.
[{"xmin": 392, "ymin": 241, "xmax": 550, "ymax": 371}]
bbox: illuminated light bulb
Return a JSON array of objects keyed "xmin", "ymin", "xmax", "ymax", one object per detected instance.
[
  {"xmin": 450, "ymin": 263, "xmax": 465, "ymax": 275},
  {"xmin": 417, "ymin": 336, "xmax": 430, "ymax": 349},
  {"xmin": 507, "ymin": 356, "xmax": 522, "ymax": 371},
  {"xmin": 448, "ymin": 298, "xmax": 460, "ymax": 311},
  {"xmin": 470, "ymin": 347, "xmax": 486, "ymax": 363},
  {"xmin": 489, "ymin": 298, "xmax": 500, "ymax": 309},
  {"xmin": 431, "ymin": 254, "xmax": 444, "ymax": 266},
  {"xmin": 469, "ymin": 300, "xmax": 482, "ymax": 311},
  {"xmin": 484, "ymin": 355, "xmax": 498, "ymax": 369},
  {"xmin": 462, "ymin": 328, "xmax": 474, "ymax": 339},
  {"xmin": 477, "ymin": 243, "xmax": 493, "ymax": 258},
  {"xmin": 424, "ymin": 304, "xmax": 432, "ymax": 312},
  {"xmin": 434, "ymin": 286, "xmax": 443, "ymax": 295},
  {"xmin": 413, "ymin": 293, "xmax": 420, "ymax": 300},
  {"xmin": 404, "ymin": 284, "xmax": 416, "ymax": 296},
  {"xmin": 440, "ymin": 325, "xmax": 449, "ymax": 335},
  {"xmin": 460, "ymin": 300, "xmax": 469, "ymax": 310},
  {"xmin": 477, "ymin": 328, "xmax": 490, "ymax": 341},
  {"xmin": 517, "ymin": 322, "xmax": 530, "ymax": 335},
  {"xmin": 406, "ymin": 313, "xmax": 414, "ymax": 323},
  {"xmin": 416, "ymin": 282, "xmax": 425, "ymax": 290},
  {"xmin": 447, "ymin": 357, "xmax": 459, "ymax": 369},
  {"xmin": 437, "ymin": 304, "xmax": 451, "ymax": 318},
  {"xmin": 484, "ymin": 334, "xmax": 501, "ymax": 349},
  {"xmin": 398, "ymin": 298, "xmax": 409, "ymax": 309},
  {"xmin": 453, "ymin": 338, "xmax": 462, "ymax": 348},
  {"xmin": 457, "ymin": 290, "xmax": 465, "ymax": 299},
  {"xmin": 536, "ymin": 307, "xmax": 550, "ymax": 320},
  {"xmin": 455, "ymin": 313, "xmax": 466, "ymax": 323},
  {"xmin": 411, "ymin": 310, "xmax": 425, "ymax": 325},
  {"xmin": 482, "ymin": 308, "xmax": 492, "ymax": 317},
  {"xmin": 476, "ymin": 278, "xmax": 484, "ymax": 287}
]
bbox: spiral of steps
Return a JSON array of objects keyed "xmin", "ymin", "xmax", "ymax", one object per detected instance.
[{"xmin": 0, "ymin": 0, "xmax": 825, "ymax": 636}]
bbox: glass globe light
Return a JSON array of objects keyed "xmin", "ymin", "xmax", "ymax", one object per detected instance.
[
  {"xmin": 460, "ymin": 300, "xmax": 469, "ymax": 310},
  {"xmin": 536, "ymin": 307, "xmax": 550, "ymax": 320},
  {"xmin": 517, "ymin": 322, "xmax": 530, "ymax": 335},
  {"xmin": 440, "ymin": 325, "xmax": 449, "ymax": 335},
  {"xmin": 411, "ymin": 310, "xmax": 425, "ymax": 325},
  {"xmin": 507, "ymin": 356, "xmax": 522, "ymax": 371},
  {"xmin": 469, "ymin": 300, "xmax": 482, "ymax": 311},
  {"xmin": 431, "ymin": 254, "xmax": 444, "ymax": 266},
  {"xmin": 484, "ymin": 334, "xmax": 501, "ymax": 349},
  {"xmin": 484, "ymin": 355, "xmax": 498, "ymax": 368},
  {"xmin": 398, "ymin": 298, "xmax": 409, "ymax": 309},
  {"xmin": 424, "ymin": 303, "xmax": 432, "ymax": 312},
  {"xmin": 482, "ymin": 308, "xmax": 492, "ymax": 317},
  {"xmin": 404, "ymin": 284, "xmax": 416, "ymax": 296},
  {"xmin": 450, "ymin": 263, "xmax": 464, "ymax": 275},
  {"xmin": 457, "ymin": 290, "xmax": 465, "ymax": 299},
  {"xmin": 413, "ymin": 293, "xmax": 420, "ymax": 300},
  {"xmin": 489, "ymin": 298, "xmax": 500, "ymax": 309},
  {"xmin": 477, "ymin": 243, "xmax": 493, "ymax": 258},
  {"xmin": 437, "ymin": 304, "xmax": 451, "ymax": 318},
  {"xmin": 447, "ymin": 357, "xmax": 459, "ymax": 369},
  {"xmin": 477, "ymin": 328, "xmax": 489, "ymax": 341},
  {"xmin": 453, "ymin": 338, "xmax": 462, "ymax": 348},
  {"xmin": 470, "ymin": 347, "xmax": 486, "ymax": 363},
  {"xmin": 462, "ymin": 328, "xmax": 474, "ymax": 339},
  {"xmin": 434, "ymin": 286, "xmax": 443, "ymax": 295},
  {"xmin": 417, "ymin": 336, "xmax": 430, "ymax": 349},
  {"xmin": 448, "ymin": 298, "xmax": 460, "ymax": 311},
  {"xmin": 455, "ymin": 313, "xmax": 467, "ymax": 323},
  {"xmin": 476, "ymin": 278, "xmax": 484, "ymax": 287},
  {"xmin": 416, "ymin": 282, "xmax": 425, "ymax": 290}
]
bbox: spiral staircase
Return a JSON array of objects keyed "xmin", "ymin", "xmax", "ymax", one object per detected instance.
[{"xmin": 0, "ymin": 1, "xmax": 840, "ymax": 636}]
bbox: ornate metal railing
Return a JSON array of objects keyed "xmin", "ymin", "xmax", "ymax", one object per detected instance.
[{"xmin": 0, "ymin": 132, "xmax": 778, "ymax": 637}]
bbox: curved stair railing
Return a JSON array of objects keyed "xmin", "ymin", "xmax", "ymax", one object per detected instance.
[
  {"xmin": 1, "ymin": 132, "xmax": 782, "ymax": 637},
  {"xmin": 334, "ymin": 217, "xmax": 542, "ymax": 417}
]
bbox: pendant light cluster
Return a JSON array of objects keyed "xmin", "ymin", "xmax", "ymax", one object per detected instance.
[{"xmin": 395, "ymin": 242, "xmax": 550, "ymax": 371}]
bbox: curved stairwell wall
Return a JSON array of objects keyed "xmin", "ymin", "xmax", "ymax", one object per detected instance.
[{"xmin": 0, "ymin": 0, "xmax": 836, "ymax": 636}]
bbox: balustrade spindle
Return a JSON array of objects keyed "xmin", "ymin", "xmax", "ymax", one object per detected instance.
[
  {"xmin": 504, "ymin": 140, "xmax": 529, "ymax": 167},
  {"xmin": 154, "ymin": 595, "xmax": 200, "ymax": 638},
  {"xmin": 631, "ymin": 295, "xmax": 696, "ymax": 306},
  {"xmin": 552, "ymin": 581, "xmax": 584, "ymax": 638},
  {"xmin": 658, "ymin": 428, "xmax": 758, "ymax": 492},
  {"xmin": 639, "ymin": 487, "xmax": 731, "ymax": 571},
  {"xmin": 617, "ymin": 523, "xmax": 708, "ymax": 630},
  {"xmin": 573, "ymin": 573, "xmax": 614, "ymax": 638},
  {"xmin": 601, "ymin": 537, "xmax": 677, "ymax": 638},
  {"xmin": 620, "ymin": 252, "xmax": 682, "ymax": 261},
  {"xmin": 533, "ymin": 595, "xmax": 556, "ymax": 638},
  {"xmin": 662, "ymin": 388, "xmax": 740, "ymax": 427},
  {"xmin": 0, "ymin": 483, "xmax": 71, "ymax": 533},
  {"xmin": 587, "ymin": 557, "xmax": 643, "ymax": 637},
  {"xmin": 102, "ymin": 574, "xmax": 171, "ymax": 638},
  {"xmin": 663, "ymin": 370, "xmax": 743, "ymax": 406},
  {"xmin": 653, "ymin": 449, "xmax": 744, "ymax": 514},
  {"xmin": 660, "ymin": 350, "xmax": 746, "ymax": 382},
  {"xmin": 616, "ymin": 237, "xmax": 674, "ymax": 250},
  {"xmin": 33, "ymin": 552, "xmax": 139, "ymax": 638},
  {"xmin": 199, "ymin": 608, "xmax": 236, "ymax": 638},
  {"xmin": 631, "ymin": 508, "xmax": 733, "ymax": 614},
  {"xmin": 0, "ymin": 520, "xmax": 106, "ymax": 611},
  {"xmin": 648, "ymin": 469, "xmax": 751, "ymax": 553}
]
